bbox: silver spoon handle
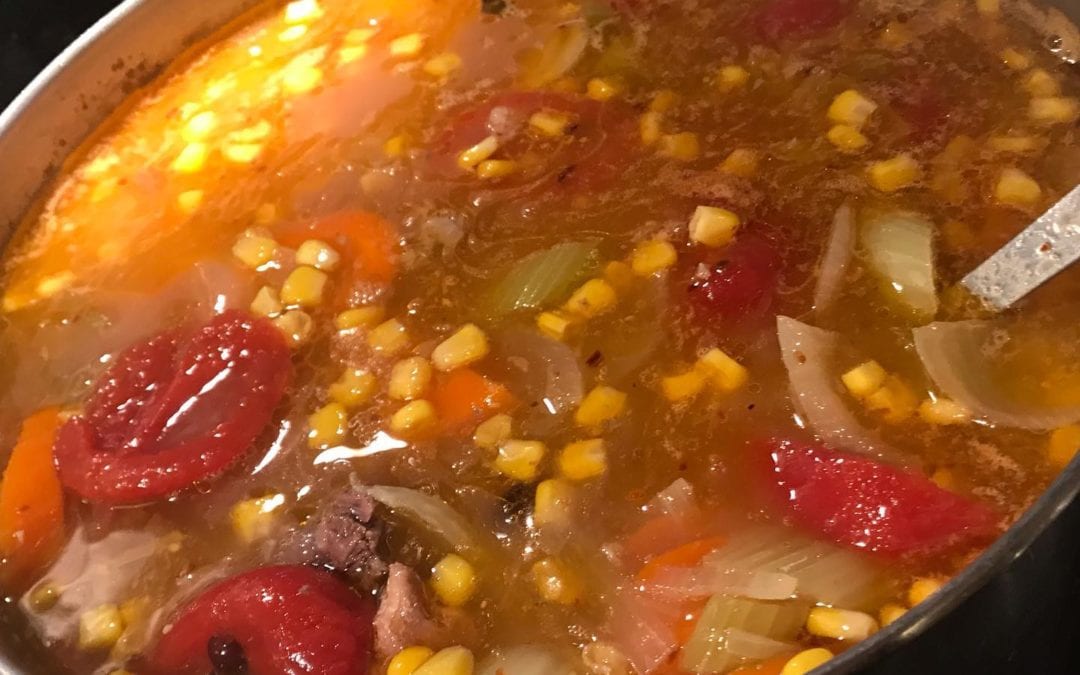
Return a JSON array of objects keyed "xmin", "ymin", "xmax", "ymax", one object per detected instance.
[{"xmin": 961, "ymin": 184, "xmax": 1080, "ymax": 311}]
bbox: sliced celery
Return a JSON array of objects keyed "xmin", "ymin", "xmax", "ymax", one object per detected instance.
[{"xmin": 483, "ymin": 241, "xmax": 598, "ymax": 317}]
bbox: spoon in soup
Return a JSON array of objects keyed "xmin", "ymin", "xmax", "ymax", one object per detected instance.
[{"xmin": 960, "ymin": 184, "xmax": 1080, "ymax": 311}]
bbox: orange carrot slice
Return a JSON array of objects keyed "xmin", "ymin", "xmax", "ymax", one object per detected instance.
[{"xmin": 430, "ymin": 368, "xmax": 515, "ymax": 433}]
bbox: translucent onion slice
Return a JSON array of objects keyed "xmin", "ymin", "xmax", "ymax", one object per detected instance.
[
  {"xmin": 861, "ymin": 211, "xmax": 938, "ymax": 321},
  {"xmin": 704, "ymin": 527, "xmax": 888, "ymax": 611},
  {"xmin": 519, "ymin": 21, "xmax": 590, "ymax": 88},
  {"xmin": 643, "ymin": 566, "xmax": 798, "ymax": 601},
  {"xmin": 812, "ymin": 203, "xmax": 856, "ymax": 314},
  {"xmin": 680, "ymin": 595, "xmax": 805, "ymax": 674},
  {"xmin": 776, "ymin": 316, "xmax": 890, "ymax": 460},
  {"xmin": 914, "ymin": 320, "xmax": 1080, "ymax": 430},
  {"xmin": 606, "ymin": 589, "xmax": 681, "ymax": 675},
  {"xmin": 364, "ymin": 485, "xmax": 476, "ymax": 552}
]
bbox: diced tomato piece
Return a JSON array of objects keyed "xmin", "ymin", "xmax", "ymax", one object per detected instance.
[
  {"xmin": 753, "ymin": 0, "xmax": 851, "ymax": 43},
  {"xmin": 53, "ymin": 311, "xmax": 291, "ymax": 505},
  {"xmin": 687, "ymin": 234, "xmax": 782, "ymax": 323},
  {"xmin": 425, "ymin": 91, "xmax": 636, "ymax": 195},
  {"xmin": 145, "ymin": 565, "xmax": 375, "ymax": 675},
  {"xmin": 753, "ymin": 437, "xmax": 999, "ymax": 556}
]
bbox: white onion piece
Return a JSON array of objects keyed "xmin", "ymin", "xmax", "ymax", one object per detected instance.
[
  {"xmin": 519, "ymin": 21, "xmax": 590, "ymax": 88},
  {"xmin": 477, "ymin": 645, "xmax": 577, "ymax": 675},
  {"xmin": 776, "ymin": 316, "xmax": 891, "ymax": 460},
  {"xmin": 495, "ymin": 329, "xmax": 584, "ymax": 421},
  {"xmin": 861, "ymin": 211, "xmax": 938, "ymax": 321},
  {"xmin": 606, "ymin": 590, "xmax": 680, "ymax": 675},
  {"xmin": 365, "ymin": 485, "xmax": 476, "ymax": 552},
  {"xmin": 914, "ymin": 321, "xmax": 1080, "ymax": 430},
  {"xmin": 723, "ymin": 628, "xmax": 798, "ymax": 660},
  {"xmin": 643, "ymin": 566, "xmax": 798, "ymax": 601},
  {"xmin": 645, "ymin": 477, "xmax": 696, "ymax": 517},
  {"xmin": 813, "ymin": 203, "xmax": 856, "ymax": 314}
]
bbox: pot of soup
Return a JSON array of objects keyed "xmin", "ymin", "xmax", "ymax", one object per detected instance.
[{"xmin": 1, "ymin": 0, "xmax": 1079, "ymax": 673}]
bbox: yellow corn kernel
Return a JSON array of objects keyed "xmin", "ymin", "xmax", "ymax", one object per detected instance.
[
  {"xmin": 586, "ymin": 77, "xmax": 619, "ymax": 101},
  {"xmin": 280, "ymin": 266, "xmax": 329, "ymax": 307},
  {"xmin": 230, "ymin": 494, "xmax": 284, "ymax": 543},
  {"xmin": 389, "ymin": 33, "xmax": 426, "ymax": 58},
  {"xmin": 563, "ymin": 278, "xmax": 618, "ymax": 319},
  {"xmin": 603, "ymin": 260, "xmax": 635, "ymax": 291},
  {"xmin": 476, "ymin": 159, "xmax": 519, "ymax": 179},
  {"xmin": 250, "ymin": 286, "xmax": 283, "ymax": 318},
  {"xmin": 534, "ymin": 478, "xmax": 574, "ymax": 525},
  {"xmin": 537, "ymin": 311, "xmax": 575, "ymax": 341},
  {"xmin": 630, "ymin": 239, "xmax": 677, "ymax": 276},
  {"xmin": 384, "ymin": 134, "xmax": 408, "ymax": 158},
  {"xmin": 473, "ymin": 414, "xmax": 512, "ymax": 450},
  {"xmin": 688, "ymin": 205, "xmax": 740, "ymax": 248},
  {"xmin": 423, "ymin": 52, "xmax": 462, "ymax": 78},
  {"xmin": 976, "ymin": 0, "xmax": 1000, "ymax": 17},
  {"xmin": 780, "ymin": 648, "xmax": 834, "ymax": 675},
  {"xmin": 389, "ymin": 400, "xmax": 438, "ymax": 437},
  {"xmin": 1048, "ymin": 424, "xmax": 1080, "ymax": 468},
  {"xmin": 1022, "ymin": 68, "xmax": 1060, "ymax": 97},
  {"xmin": 223, "ymin": 143, "xmax": 263, "ymax": 164},
  {"xmin": 529, "ymin": 110, "xmax": 572, "ymax": 137},
  {"xmin": 232, "ymin": 230, "xmax": 278, "ymax": 269},
  {"xmin": 559, "ymin": 439, "xmax": 607, "ymax": 480},
  {"xmin": 827, "ymin": 124, "xmax": 869, "ymax": 153},
  {"xmin": 806, "ymin": 607, "xmax": 878, "ymax": 641},
  {"xmin": 696, "ymin": 348, "xmax": 748, "ymax": 393},
  {"xmin": 389, "ymin": 357, "xmax": 433, "ymax": 401},
  {"xmin": 918, "ymin": 397, "xmax": 971, "ymax": 425},
  {"xmin": 336, "ymin": 306, "xmax": 385, "ymax": 331},
  {"xmin": 28, "ymin": 581, "xmax": 61, "ymax": 612},
  {"xmin": 368, "ymin": 318, "xmax": 410, "ymax": 356},
  {"xmin": 717, "ymin": 65, "xmax": 750, "ymax": 92},
  {"xmin": 640, "ymin": 111, "xmax": 663, "ymax": 145},
  {"xmin": 1029, "ymin": 96, "xmax": 1080, "ymax": 125},
  {"xmin": 284, "ymin": 0, "xmax": 323, "ymax": 22},
  {"xmin": 661, "ymin": 369, "xmax": 708, "ymax": 402},
  {"xmin": 865, "ymin": 375, "xmax": 918, "ymax": 423},
  {"xmin": 278, "ymin": 24, "xmax": 308, "ymax": 42},
  {"xmin": 841, "ymin": 360, "xmax": 887, "ymax": 399},
  {"xmin": 987, "ymin": 135, "xmax": 1042, "ymax": 153},
  {"xmin": 659, "ymin": 132, "xmax": 700, "ymax": 161},
  {"xmin": 412, "ymin": 646, "xmax": 474, "ymax": 675},
  {"xmin": 650, "ymin": 89, "xmax": 678, "ymax": 113},
  {"xmin": 345, "ymin": 27, "xmax": 377, "ymax": 44},
  {"xmin": 272, "ymin": 310, "xmax": 314, "ymax": 347},
  {"xmin": 328, "ymin": 369, "xmax": 378, "ymax": 408},
  {"xmin": 388, "ymin": 646, "xmax": 435, "ymax": 675},
  {"xmin": 78, "ymin": 604, "xmax": 124, "ymax": 651},
  {"xmin": 308, "ymin": 403, "xmax": 348, "ymax": 449},
  {"xmin": 931, "ymin": 467, "xmax": 957, "ymax": 490},
  {"xmin": 282, "ymin": 65, "xmax": 323, "ymax": 95},
  {"xmin": 994, "ymin": 167, "xmax": 1041, "ymax": 208},
  {"xmin": 879, "ymin": 603, "xmax": 907, "ymax": 627},
  {"xmin": 908, "ymin": 577, "xmax": 945, "ymax": 606},
  {"xmin": 828, "ymin": 89, "xmax": 878, "ymax": 128},
  {"xmin": 176, "ymin": 190, "xmax": 204, "ymax": 214},
  {"xmin": 182, "ymin": 111, "xmax": 218, "ymax": 142},
  {"xmin": 867, "ymin": 154, "xmax": 920, "ymax": 192},
  {"xmin": 432, "ymin": 324, "xmax": 490, "ymax": 371},
  {"xmin": 295, "ymin": 239, "xmax": 341, "ymax": 271},
  {"xmin": 457, "ymin": 135, "xmax": 499, "ymax": 170},
  {"xmin": 495, "ymin": 440, "xmax": 546, "ymax": 481},
  {"xmin": 171, "ymin": 142, "xmax": 209, "ymax": 173},
  {"xmin": 255, "ymin": 203, "xmax": 277, "ymax": 225},
  {"xmin": 720, "ymin": 148, "xmax": 759, "ymax": 177},
  {"xmin": 1000, "ymin": 47, "xmax": 1033, "ymax": 71},
  {"xmin": 531, "ymin": 556, "xmax": 582, "ymax": 604},
  {"xmin": 575, "ymin": 386, "xmax": 627, "ymax": 428},
  {"xmin": 430, "ymin": 554, "xmax": 477, "ymax": 607}
]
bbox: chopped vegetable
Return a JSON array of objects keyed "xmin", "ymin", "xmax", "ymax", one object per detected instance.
[
  {"xmin": 805, "ymin": 607, "xmax": 878, "ymax": 641},
  {"xmin": 779, "ymin": 648, "xmax": 833, "ymax": 675},
  {"xmin": 861, "ymin": 210, "xmax": 938, "ymax": 320},
  {"xmin": 531, "ymin": 556, "xmax": 582, "ymax": 604},
  {"xmin": 431, "ymin": 368, "xmax": 515, "ymax": 433},
  {"xmin": 431, "ymin": 553, "xmax": 477, "ymax": 607},
  {"xmin": 477, "ymin": 645, "xmax": 577, "ymax": 675},
  {"xmin": 575, "ymin": 385, "xmax": 627, "ymax": 428},
  {"xmin": 389, "ymin": 646, "xmax": 436, "ymax": 675},
  {"xmin": 365, "ymin": 485, "xmax": 477, "ymax": 552},
  {"xmin": 520, "ymin": 22, "xmax": 589, "ymax": 89},
  {"xmin": 812, "ymin": 204, "xmax": 856, "ymax": 313},
  {"xmin": 680, "ymin": 595, "xmax": 804, "ymax": 673},
  {"xmin": 414, "ymin": 646, "xmax": 475, "ymax": 675},
  {"xmin": 390, "ymin": 400, "xmax": 439, "ymax": 437},
  {"xmin": 484, "ymin": 242, "xmax": 598, "ymax": 317}
]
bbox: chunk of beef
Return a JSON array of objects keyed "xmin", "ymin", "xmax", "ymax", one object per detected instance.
[
  {"xmin": 373, "ymin": 563, "xmax": 445, "ymax": 659},
  {"xmin": 276, "ymin": 489, "xmax": 388, "ymax": 591}
]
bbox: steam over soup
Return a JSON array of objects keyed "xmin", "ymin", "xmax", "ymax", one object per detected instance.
[{"xmin": 2, "ymin": 0, "xmax": 1080, "ymax": 673}]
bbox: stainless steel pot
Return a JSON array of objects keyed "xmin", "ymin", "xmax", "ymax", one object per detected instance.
[{"xmin": 1, "ymin": 1, "xmax": 1079, "ymax": 672}]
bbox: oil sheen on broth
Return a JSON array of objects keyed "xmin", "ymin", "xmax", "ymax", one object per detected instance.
[{"xmin": 1, "ymin": 0, "xmax": 1079, "ymax": 673}]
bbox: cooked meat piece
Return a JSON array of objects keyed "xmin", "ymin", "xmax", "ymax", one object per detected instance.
[
  {"xmin": 276, "ymin": 489, "xmax": 388, "ymax": 591},
  {"xmin": 373, "ymin": 563, "xmax": 445, "ymax": 659}
]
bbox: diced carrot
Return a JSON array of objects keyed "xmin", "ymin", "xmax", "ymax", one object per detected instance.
[
  {"xmin": 729, "ymin": 654, "xmax": 793, "ymax": 675},
  {"xmin": 0, "ymin": 408, "xmax": 65, "ymax": 591},
  {"xmin": 622, "ymin": 512, "xmax": 709, "ymax": 564},
  {"xmin": 637, "ymin": 536, "xmax": 729, "ymax": 582},
  {"xmin": 430, "ymin": 368, "xmax": 515, "ymax": 433},
  {"xmin": 276, "ymin": 210, "xmax": 400, "ymax": 285}
]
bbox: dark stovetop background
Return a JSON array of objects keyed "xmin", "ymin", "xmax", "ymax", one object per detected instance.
[{"xmin": 1, "ymin": 1, "xmax": 1079, "ymax": 673}]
